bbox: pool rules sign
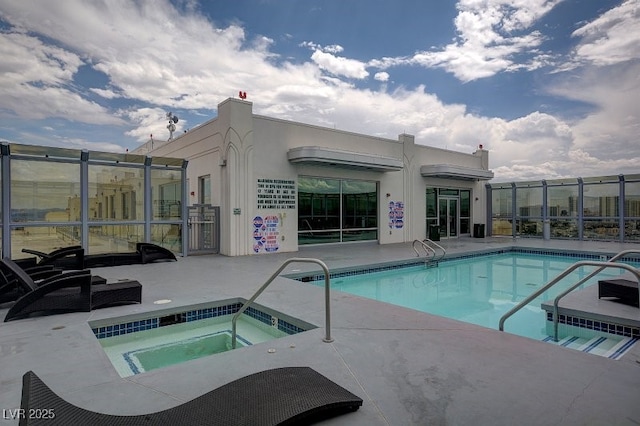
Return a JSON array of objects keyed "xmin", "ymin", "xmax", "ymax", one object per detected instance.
[
  {"xmin": 256, "ymin": 178, "xmax": 296, "ymax": 209},
  {"xmin": 253, "ymin": 178, "xmax": 296, "ymax": 253}
]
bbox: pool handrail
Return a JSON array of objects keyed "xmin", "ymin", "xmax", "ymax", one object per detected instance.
[
  {"xmin": 412, "ymin": 240, "xmax": 435, "ymax": 262},
  {"xmin": 498, "ymin": 249, "xmax": 640, "ymax": 333},
  {"xmin": 551, "ymin": 260, "xmax": 640, "ymax": 342},
  {"xmin": 412, "ymin": 239, "xmax": 446, "ymax": 264},
  {"xmin": 231, "ymin": 257, "xmax": 333, "ymax": 349},
  {"xmin": 424, "ymin": 239, "xmax": 446, "ymax": 263}
]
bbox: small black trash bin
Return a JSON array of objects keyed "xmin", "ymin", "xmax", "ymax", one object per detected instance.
[
  {"xmin": 473, "ymin": 223, "xmax": 485, "ymax": 238},
  {"xmin": 429, "ymin": 225, "xmax": 440, "ymax": 241}
]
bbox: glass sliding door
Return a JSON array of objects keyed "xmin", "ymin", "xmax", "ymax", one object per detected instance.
[
  {"xmin": 439, "ymin": 197, "xmax": 458, "ymax": 238},
  {"xmin": 298, "ymin": 177, "xmax": 377, "ymax": 244},
  {"xmin": 427, "ymin": 187, "xmax": 470, "ymax": 239}
]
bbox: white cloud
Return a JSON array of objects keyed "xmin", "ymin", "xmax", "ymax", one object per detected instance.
[
  {"xmin": 0, "ymin": 32, "xmax": 121, "ymax": 124},
  {"xmin": 543, "ymin": 1, "xmax": 640, "ymax": 176},
  {"xmin": 90, "ymin": 88, "xmax": 122, "ymax": 99},
  {"xmin": 323, "ymin": 44, "xmax": 344, "ymax": 54},
  {"xmin": 310, "ymin": 50, "xmax": 369, "ymax": 79},
  {"xmin": 378, "ymin": 0, "xmax": 563, "ymax": 82},
  {"xmin": 571, "ymin": 0, "xmax": 640, "ymax": 66},
  {"xmin": 301, "ymin": 42, "xmax": 368, "ymax": 80},
  {"xmin": 374, "ymin": 72, "xmax": 389, "ymax": 82}
]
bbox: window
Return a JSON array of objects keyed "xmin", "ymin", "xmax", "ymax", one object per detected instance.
[
  {"xmin": 298, "ymin": 177, "xmax": 377, "ymax": 244},
  {"xmin": 199, "ymin": 175, "xmax": 211, "ymax": 205}
]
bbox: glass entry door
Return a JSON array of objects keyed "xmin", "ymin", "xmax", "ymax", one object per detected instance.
[{"xmin": 439, "ymin": 197, "xmax": 458, "ymax": 238}]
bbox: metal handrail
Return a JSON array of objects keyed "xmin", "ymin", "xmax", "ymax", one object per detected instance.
[
  {"xmin": 424, "ymin": 238, "xmax": 446, "ymax": 263},
  {"xmin": 551, "ymin": 261, "xmax": 640, "ymax": 341},
  {"xmin": 412, "ymin": 239, "xmax": 435, "ymax": 261},
  {"xmin": 499, "ymin": 249, "xmax": 640, "ymax": 333},
  {"xmin": 231, "ymin": 257, "xmax": 333, "ymax": 349},
  {"xmin": 412, "ymin": 239, "xmax": 446, "ymax": 264}
]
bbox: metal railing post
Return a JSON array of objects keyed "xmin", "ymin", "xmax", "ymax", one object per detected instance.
[
  {"xmin": 231, "ymin": 257, "xmax": 332, "ymax": 349},
  {"xmin": 499, "ymin": 249, "xmax": 640, "ymax": 333},
  {"xmin": 552, "ymin": 261, "xmax": 640, "ymax": 341}
]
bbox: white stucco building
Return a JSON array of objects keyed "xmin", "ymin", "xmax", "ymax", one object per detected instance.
[{"xmin": 136, "ymin": 98, "xmax": 493, "ymax": 256}]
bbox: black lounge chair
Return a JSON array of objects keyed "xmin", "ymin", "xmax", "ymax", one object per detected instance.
[
  {"xmin": 83, "ymin": 243, "xmax": 176, "ymax": 268},
  {"xmin": 19, "ymin": 367, "xmax": 363, "ymax": 425},
  {"xmin": 2, "ymin": 258, "xmax": 142, "ymax": 322},
  {"xmin": 0, "ymin": 265, "xmax": 64, "ymax": 304},
  {"xmin": 598, "ymin": 277, "xmax": 639, "ymax": 307},
  {"xmin": 0, "ymin": 261, "xmax": 110, "ymax": 305},
  {"xmin": 0, "ymin": 271, "xmax": 23, "ymax": 304},
  {"xmin": 15, "ymin": 246, "xmax": 85, "ymax": 271}
]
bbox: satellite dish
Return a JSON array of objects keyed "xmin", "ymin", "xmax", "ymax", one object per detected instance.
[{"xmin": 172, "ymin": 115, "xmax": 179, "ymax": 123}]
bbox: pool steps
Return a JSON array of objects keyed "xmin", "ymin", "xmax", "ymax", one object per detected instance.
[{"xmin": 543, "ymin": 335, "xmax": 638, "ymax": 360}]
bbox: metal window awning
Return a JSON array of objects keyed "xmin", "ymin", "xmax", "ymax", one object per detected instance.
[
  {"xmin": 287, "ymin": 146, "xmax": 403, "ymax": 172},
  {"xmin": 420, "ymin": 164, "xmax": 494, "ymax": 181}
]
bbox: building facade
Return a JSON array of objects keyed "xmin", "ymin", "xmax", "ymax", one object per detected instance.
[{"xmin": 137, "ymin": 98, "xmax": 493, "ymax": 256}]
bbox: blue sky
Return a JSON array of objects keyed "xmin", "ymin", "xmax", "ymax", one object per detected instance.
[{"xmin": 0, "ymin": 0, "xmax": 638, "ymax": 181}]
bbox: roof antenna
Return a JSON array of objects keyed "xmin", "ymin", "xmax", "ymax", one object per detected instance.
[{"xmin": 166, "ymin": 112, "xmax": 179, "ymax": 140}]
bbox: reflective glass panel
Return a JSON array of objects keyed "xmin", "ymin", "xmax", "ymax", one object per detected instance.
[
  {"xmin": 342, "ymin": 180, "xmax": 377, "ymax": 229},
  {"xmin": 460, "ymin": 190, "xmax": 470, "ymax": 218},
  {"xmin": 89, "ymin": 164, "xmax": 144, "ymax": 221},
  {"xmin": 583, "ymin": 183, "xmax": 619, "ymax": 217},
  {"xmin": 583, "ymin": 219, "xmax": 619, "ymax": 240},
  {"xmin": 152, "ymin": 169, "xmax": 182, "ymax": 220},
  {"xmin": 518, "ymin": 219, "xmax": 542, "ymax": 237},
  {"xmin": 298, "ymin": 177, "xmax": 340, "ymax": 232},
  {"xmin": 491, "ymin": 187, "xmax": 512, "ymax": 235},
  {"xmin": 516, "ymin": 186, "xmax": 542, "ymax": 217},
  {"xmin": 547, "ymin": 185, "xmax": 578, "ymax": 217},
  {"xmin": 199, "ymin": 175, "xmax": 211, "ymax": 205},
  {"xmin": 298, "ymin": 177, "xmax": 377, "ymax": 244},
  {"xmin": 426, "ymin": 188, "xmax": 437, "ymax": 218},
  {"xmin": 550, "ymin": 219, "xmax": 578, "ymax": 238},
  {"xmin": 624, "ymin": 182, "xmax": 640, "ymax": 218},
  {"xmin": 10, "ymin": 226, "xmax": 81, "ymax": 259},
  {"xmin": 624, "ymin": 220, "xmax": 640, "ymax": 240},
  {"xmin": 151, "ymin": 223, "xmax": 182, "ymax": 253},
  {"xmin": 88, "ymin": 224, "xmax": 144, "ymax": 254},
  {"xmin": 11, "ymin": 160, "xmax": 80, "ymax": 222}
]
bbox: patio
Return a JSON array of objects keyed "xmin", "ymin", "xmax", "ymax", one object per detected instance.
[{"xmin": 1, "ymin": 237, "xmax": 639, "ymax": 425}]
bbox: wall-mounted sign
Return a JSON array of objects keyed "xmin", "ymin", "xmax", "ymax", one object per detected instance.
[
  {"xmin": 388, "ymin": 201, "xmax": 404, "ymax": 229},
  {"xmin": 252, "ymin": 215, "xmax": 280, "ymax": 253},
  {"xmin": 257, "ymin": 178, "xmax": 296, "ymax": 209}
]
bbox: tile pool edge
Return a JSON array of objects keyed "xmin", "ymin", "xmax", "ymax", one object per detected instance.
[
  {"xmin": 89, "ymin": 298, "xmax": 317, "ymax": 339},
  {"xmin": 285, "ymin": 246, "xmax": 636, "ymax": 282}
]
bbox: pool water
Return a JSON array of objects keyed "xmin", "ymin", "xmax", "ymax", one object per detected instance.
[
  {"xmin": 309, "ymin": 252, "xmax": 634, "ymax": 340},
  {"xmin": 99, "ymin": 314, "xmax": 287, "ymax": 377},
  {"xmin": 124, "ymin": 331, "xmax": 248, "ymax": 373}
]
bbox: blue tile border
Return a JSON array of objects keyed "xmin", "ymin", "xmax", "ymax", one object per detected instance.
[
  {"xmin": 93, "ymin": 318, "xmax": 160, "ymax": 339},
  {"xmin": 92, "ymin": 303, "xmax": 308, "ymax": 339},
  {"xmin": 546, "ymin": 311, "xmax": 640, "ymax": 338},
  {"xmin": 292, "ymin": 248, "xmax": 637, "ymax": 283}
]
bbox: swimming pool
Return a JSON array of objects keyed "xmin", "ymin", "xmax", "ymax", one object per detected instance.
[{"xmin": 304, "ymin": 251, "xmax": 636, "ymax": 341}]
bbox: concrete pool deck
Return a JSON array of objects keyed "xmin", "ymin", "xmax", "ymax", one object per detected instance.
[{"xmin": 1, "ymin": 237, "xmax": 639, "ymax": 425}]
